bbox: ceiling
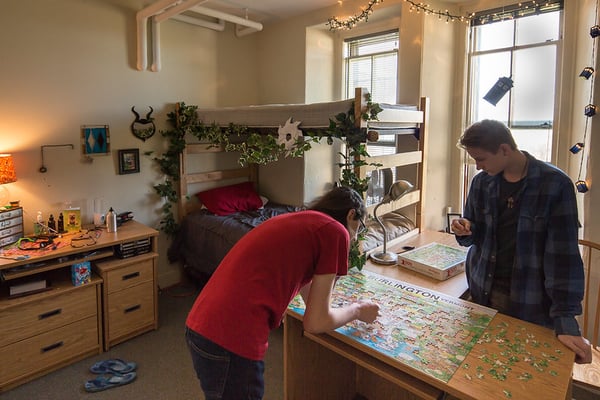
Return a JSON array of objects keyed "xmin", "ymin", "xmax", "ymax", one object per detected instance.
[
  {"xmin": 187, "ymin": 0, "xmax": 465, "ymax": 25},
  {"xmin": 193, "ymin": 0, "xmax": 341, "ymax": 24}
]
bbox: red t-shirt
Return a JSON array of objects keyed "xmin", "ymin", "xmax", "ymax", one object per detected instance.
[{"xmin": 185, "ymin": 210, "xmax": 349, "ymax": 360}]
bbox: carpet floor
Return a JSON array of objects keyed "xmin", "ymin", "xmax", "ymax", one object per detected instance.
[{"xmin": 2, "ymin": 284, "xmax": 283, "ymax": 400}]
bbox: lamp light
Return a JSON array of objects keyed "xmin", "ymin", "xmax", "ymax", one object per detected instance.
[
  {"xmin": 0, "ymin": 154, "xmax": 17, "ymax": 207},
  {"xmin": 370, "ymin": 180, "xmax": 414, "ymax": 265},
  {"xmin": 579, "ymin": 67, "xmax": 594, "ymax": 80},
  {"xmin": 569, "ymin": 142, "xmax": 585, "ymax": 154},
  {"xmin": 483, "ymin": 76, "xmax": 514, "ymax": 106}
]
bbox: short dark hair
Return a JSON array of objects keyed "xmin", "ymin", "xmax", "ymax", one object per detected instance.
[
  {"xmin": 309, "ymin": 186, "xmax": 366, "ymax": 228},
  {"xmin": 458, "ymin": 119, "xmax": 517, "ymax": 153}
]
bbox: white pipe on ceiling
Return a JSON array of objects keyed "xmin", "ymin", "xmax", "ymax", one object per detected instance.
[
  {"xmin": 188, "ymin": 5, "xmax": 263, "ymax": 32},
  {"xmin": 170, "ymin": 14, "xmax": 226, "ymax": 30},
  {"xmin": 136, "ymin": 0, "xmax": 180, "ymax": 71},
  {"xmin": 153, "ymin": 0, "xmax": 208, "ymax": 23},
  {"xmin": 235, "ymin": 24, "xmax": 260, "ymax": 38},
  {"xmin": 137, "ymin": 0, "xmax": 263, "ymax": 72}
]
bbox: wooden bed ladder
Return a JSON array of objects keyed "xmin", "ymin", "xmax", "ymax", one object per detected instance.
[{"xmin": 353, "ymin": 87, "xmax": 430, "ymax": 232}]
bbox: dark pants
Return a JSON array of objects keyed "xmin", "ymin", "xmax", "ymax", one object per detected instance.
[{"xmin": 185, "ymin": 327, "xmax": 265, "ymax": 400}]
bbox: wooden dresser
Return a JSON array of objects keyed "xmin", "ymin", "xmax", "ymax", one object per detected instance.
[{"xmin": 0, "ymin": 220, "xmax": 158, "ymax": 392}]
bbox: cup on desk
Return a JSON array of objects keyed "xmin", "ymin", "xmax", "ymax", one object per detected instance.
[{"xmin": 93, "ymin": 213, "xmax": 105, "ymax": 227}]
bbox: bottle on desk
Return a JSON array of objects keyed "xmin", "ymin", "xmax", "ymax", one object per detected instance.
[
  {"xmin": 106, "ymin": 207, "xmax": 117, "ymax": 233},
  {"xmin": 57, "ymin": 212, "xmax": 65, "ymax": 233},
  {"xmin": 34, "ymin": 211, "xmax": 46, "ymax": 235},
  {"xmin": 48, "ymin": 214, "xmax": 56, "ymax": 234}
]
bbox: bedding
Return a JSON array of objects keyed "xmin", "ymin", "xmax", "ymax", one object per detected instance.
[
  {"xmin": 361, "ymin": 211, "xmax": 415, "ymax": 252},
  {"xmin": 168, "ymin": 202, "xmax": 300, "ymax": 283},
  {"xmin": 171, "ymin": 89, "xmax": 429, "ymax": 282},
  {"xmin": 195, "ymin": 181, "xmax": 263, "ymax": 216}
]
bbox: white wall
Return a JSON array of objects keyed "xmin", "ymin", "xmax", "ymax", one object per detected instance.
[
  {"xmin": 2, "ymin": 0, "xmax": 596, "ymax": 288},
  {"xmin": 255, "ymin": 0, "xmax": 457, "ymax": 230},
  {"xmin": 0, "ymin": 0, "xmax": 258, "ymax": 287}
]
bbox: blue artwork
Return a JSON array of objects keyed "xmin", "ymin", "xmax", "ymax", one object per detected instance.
[{"xmin": 83, "ymin": 125, "xmax": 110, "ymax": 154}]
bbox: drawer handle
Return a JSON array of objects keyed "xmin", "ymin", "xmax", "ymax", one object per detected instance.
[
  {"xmin": 41, "ymin": 341, "xmax": 64, "ymax": 353},
  {"xmin": 124, "ymin": 304, "xmax": 141, "ymax": 313},
  {"xmin": 39, "ymin": 308, "xmax": 62, "ymax": 320},
  {"xmin": 122, "ymin": 272, "xmax": 140, "ymax": 280}
]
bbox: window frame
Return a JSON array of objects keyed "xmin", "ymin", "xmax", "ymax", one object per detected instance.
[
  {"xmin": 343, "ymin": 29, "xmax": 399, "ymax": 103},
  {"xmin": 465, "ymin": 8, "xmax": 564, "ymax": 165}
]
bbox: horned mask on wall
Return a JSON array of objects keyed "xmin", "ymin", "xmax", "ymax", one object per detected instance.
[{"xmin": 131, "ymin": 106, "xmax": 156, "ymax": 141}]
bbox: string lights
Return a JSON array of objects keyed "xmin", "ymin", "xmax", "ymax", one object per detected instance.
[
  {"xmin": 327, "ymin": 0, "xmax": 384, "ymax": 31},
  {"xmin": 572, "ymin": 0, "xmax": 598, "ymax": 193},
  {"xmin": 327, "ymin": 0, "xmax": 562, "ymax": 31},
  {"xmin": 403, "ymin": 0, "xmax": 470, "ymax": 24}
]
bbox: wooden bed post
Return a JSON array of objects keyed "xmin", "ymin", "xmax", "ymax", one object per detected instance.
[
  {"xmin": 354, "ymin": 87, "xmax": 369, "ymax": 201},
  {"xmin": 415, "ymin": 97, "xmax": 430, "ymax": 232}
]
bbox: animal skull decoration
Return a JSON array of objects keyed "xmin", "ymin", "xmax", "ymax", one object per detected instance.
[{"xmin": 131, "ymin": 106, "xmax": 156, "ymax": 141}]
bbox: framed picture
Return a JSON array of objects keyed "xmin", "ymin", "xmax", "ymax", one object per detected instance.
[
  {"xmin": 118, "ymin": 149, "xmax": 140, "ymax": 175},
  {"xmin": 446, "ymin": 212, "xmax": 462, "ymax": 233},
  {"xmin": 81, "ymin": 125, "xmax": 110, "ymax": 155}
]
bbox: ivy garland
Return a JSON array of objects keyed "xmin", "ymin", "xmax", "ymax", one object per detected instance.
[{"xmin": 151, "ymin": 96, "xmax": 382, "ymax": 270}]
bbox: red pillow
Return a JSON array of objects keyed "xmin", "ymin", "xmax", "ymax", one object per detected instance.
[{"xmin": 195, "ymin": 182, "xmax": 263, "ymax": 216}]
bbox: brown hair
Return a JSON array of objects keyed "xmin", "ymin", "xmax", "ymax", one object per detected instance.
[
  {"xmin": 458, "ymin": 119, "xmax": 517, "ymax": 153},
  {"xmin": 309, "ymin": 186, "xmax": 366, "ymax": 228}
]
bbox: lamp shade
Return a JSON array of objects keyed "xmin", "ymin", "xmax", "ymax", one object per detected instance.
[
  {"xmin": 387, "ymin": 180, "xmax": 414, "ymax": 202},
  {"xmin": 0, "ymin": 154, "xmax": 17, "ymax": 184}
]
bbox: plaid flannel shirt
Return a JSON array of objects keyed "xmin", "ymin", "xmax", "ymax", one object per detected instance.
[{"xmin": 456, "ymin": 152, "xmax": 584, "ymax": 336}]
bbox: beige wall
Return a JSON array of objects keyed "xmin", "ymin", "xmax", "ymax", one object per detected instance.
[
  {"xmin": 255, "ymin": 0, "xmax": 459, "ymax": 227},
  {"xmin": 0, "ymin": 0, "xmax": 257, "ymax": 287},
  {"xmin": 2, "ymin": 0, "xmax": 597, "ymax": 288}
]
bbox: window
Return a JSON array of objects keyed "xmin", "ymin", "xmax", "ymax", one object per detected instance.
[
  {"xmin": 344, "ymin": 30, "xmax": 399, "ymax": 104},
  {"xmin": 344, "ymin": 30, "xmax": 399, "ymax": 206},
  {"xmin": 467, "ymin": 3, "xmax": 563, "ymax": 162}
]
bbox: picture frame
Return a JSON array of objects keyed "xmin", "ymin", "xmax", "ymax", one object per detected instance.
[
  {"xmin": 446, "ymin": 212, "xmax": 462, "ymax": 233},
  {"xmin": 81, "ymin": 125, "xmax": 110, "ymax": 155},
  {"xmin": 118, "ymin": 148, "xmax": 140, "ymax": 175}
]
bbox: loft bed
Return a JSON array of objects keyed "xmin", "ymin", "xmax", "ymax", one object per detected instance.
[{"xmin": 167, "ymin": 88, "xmax": 429, "ymax": 283}]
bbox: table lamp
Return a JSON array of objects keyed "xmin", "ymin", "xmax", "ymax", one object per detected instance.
[
  {"xmin": 370, "ymin": 179, "xmax": 414, "ymax": 265},
  {"xmin": 0, "ymin": 154, "xmax": 17, "ymax": 207}
]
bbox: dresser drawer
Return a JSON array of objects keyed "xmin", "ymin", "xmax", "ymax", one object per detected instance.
[
  {"xmin": 107, "ymin": 280, "xmax": 154, "ymax": 340},
  {"xmin": 105, "ymin": 258, "xmax": 153, "ymax": 294},
  {"xmin": 0, "ymin": 316, "xmax": 99, "ymax": 385},
  {"xmin": 0, "ymin": 285, "xmax": 98, "ymax": 348}
]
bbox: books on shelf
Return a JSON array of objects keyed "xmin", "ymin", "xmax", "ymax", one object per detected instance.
[
  {"xmin": 397, "ymin": 242, "xmax": 468, "ymax": 281},
  {"xmin": 9, "ymin": 278, "xmax": 48, "ymax": 297}
]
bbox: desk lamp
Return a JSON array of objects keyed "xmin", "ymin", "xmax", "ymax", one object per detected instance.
[
  {"xmin": 370, "ymin": 179, "xmax": 414, "ymax": 265},
  {"xmin": 0, "ymin": 154, "xmax": 17, "ymax": 207}
]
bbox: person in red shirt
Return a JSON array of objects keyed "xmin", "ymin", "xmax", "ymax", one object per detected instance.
[{"xmin": 185, "ymin": 186, "xmax": 380, "ymax": 399}]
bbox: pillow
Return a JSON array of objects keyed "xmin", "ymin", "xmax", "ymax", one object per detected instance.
[{"xmin": 195, "ymin": 182, "xmax": 263, "ymax": 216}]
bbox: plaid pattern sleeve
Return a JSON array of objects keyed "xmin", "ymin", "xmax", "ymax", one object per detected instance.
[{"xmin": 458, "ymin": 154, "xmax": 584, "ymax": 336}]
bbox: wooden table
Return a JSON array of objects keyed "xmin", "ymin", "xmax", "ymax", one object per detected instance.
[{"xmin": 284, "ymin": 231, "xmax": 574, "ymax": 400}]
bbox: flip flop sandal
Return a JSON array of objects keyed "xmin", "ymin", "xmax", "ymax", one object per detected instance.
[
  {"xmin": 84, "ymin": 372, "xmax": 137, "ymax": 392},
  {"xmin": 90, "ymin": 359, "xmax": 137, "ymax": 374}
]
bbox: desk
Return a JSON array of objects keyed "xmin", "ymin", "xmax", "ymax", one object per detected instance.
[
  {"xmin": 284, "ymin": 231, "xmax": 574, "ymax": 400},
  {"xmin": 0, "ymin": 221, "xmax": 159, "ymax": 392}
]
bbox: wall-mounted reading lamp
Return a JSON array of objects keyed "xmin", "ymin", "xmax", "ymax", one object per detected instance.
[{"xmin": 39, "ymin": 144, "xmax": 74, "ymax": 173}]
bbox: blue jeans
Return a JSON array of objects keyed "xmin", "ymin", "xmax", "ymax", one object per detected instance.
[{"xmin": 185, "ymin": 327, "xmax": 265, "ymax": 400}]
